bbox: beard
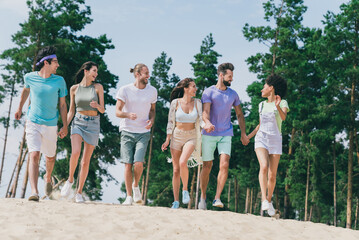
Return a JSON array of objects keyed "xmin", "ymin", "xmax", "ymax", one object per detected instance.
[
  {"xmin": 140, "ymin": 78, "xmax": 148, "ymax": 85},
  {"xmin": 223, "ymin": 79, "xmax": 231, "ymax": 86}
]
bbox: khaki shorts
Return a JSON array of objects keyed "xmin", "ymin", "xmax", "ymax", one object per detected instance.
[
  {"xmin": 170, "ymin": 128, "xmax": 196, "ymax": 151},
  {"xmin": 25, "ymin": 120, "xmax": 58, "ymax": 157}
]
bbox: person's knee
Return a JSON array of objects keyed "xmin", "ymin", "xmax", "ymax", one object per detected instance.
[
  {"xmin": 134, "ymin": 162, "xmax": 143, "ymax": 169},
  {"xmin": 268, "ymin": 172, "xmax": 277, "ymax": 183},
  {"xmin": 173, "ymin": 167, "xmax": 180, "ymax": 176},
  {"xmin": 260, "ymin": 165, "xmax": 268, "ymax": 174},
  {"xmin": 30, "ymin": 152, "xmax": 40, "ymax": 164},
  {"xmin": 179, "ymin": 160, "xmax": 187, "ymax": 169},
  {"xmin": 71, "ymin": 149, "xmax": 81, "ymax": 159},
  {"xmin": 203, "ymin": 161, "xmax": 212, "ymax": 171},
  {"xmin": 220, "ymin": 161, "xmax": 229, "ymax": 171}
]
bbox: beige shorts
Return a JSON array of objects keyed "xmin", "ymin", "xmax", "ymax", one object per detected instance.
[
  {"xmin": 170, "ymin": 128, "xmax": 196, "ymax": 151},
  {"xmin": 25, "ymin": 120, "xmax": 58, "ymax": 157}
]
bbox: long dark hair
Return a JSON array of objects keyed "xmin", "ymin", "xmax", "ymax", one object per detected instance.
[
  {"xmin": 74, "ymin": 61, "xmax": 98, "ymax": 83},
  {"xmin": 170, "ymin": 78, "xmax": 194, "ymax": 102}
]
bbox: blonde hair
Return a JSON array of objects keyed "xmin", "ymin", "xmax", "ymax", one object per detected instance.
[{"xmin": 130, "ymin": 63, "xmax": 147, "ymax": 75}]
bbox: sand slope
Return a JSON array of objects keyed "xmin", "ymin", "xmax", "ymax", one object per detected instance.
[{"xmin": 0, "ymin": 198, "xmax": 358, "ymax": 240}]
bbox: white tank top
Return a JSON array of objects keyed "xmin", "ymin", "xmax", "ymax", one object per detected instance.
[{"xmin": 176, "ymin": 102, "xmax": 197, "ymax": 123}]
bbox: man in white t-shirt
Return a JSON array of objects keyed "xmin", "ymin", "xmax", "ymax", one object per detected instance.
[{"xmin": 116, "ymin": 63, "xmax": 157, "ymax": 205}]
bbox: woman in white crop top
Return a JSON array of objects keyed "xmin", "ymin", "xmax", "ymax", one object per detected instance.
[{"xmin": 161, "ymin": 78, "xmax": 204, "ymax": 209}]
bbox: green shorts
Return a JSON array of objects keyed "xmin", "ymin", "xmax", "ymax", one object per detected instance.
[
  {"xmin": 201, "ymin": 135, "xmax": 232, "ymax": 161},
  {"xmin": 120, "ymin": 130, "xmax": 151, "ymax": 164}
]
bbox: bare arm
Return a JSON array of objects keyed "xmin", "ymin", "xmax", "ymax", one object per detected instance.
[
  {"xmin": 202, "ymin": 102, "xmax": 215, "ymax": 133},
  {"xmin": 58, "ymin": 97, "xmax": 68, "ymax": 139},
  {"xmin": 145, "ymin": 103, "xmax": 156, "ymax": 129},
  {"xmin": 115, "ymin": 99, "xmax": 137, "ymax": 119},
  {"xmin": 14, "ymin": 87, "xmax": 30, "ymax": 120},
  {"xmin": 66, "ymin": 86, "xmax": 77, "ymax": 127},
  {"xmin": 90, "ymin": 83, "xmax": 105, "ymax": 114},
  {"xmin": 248, "ymin": 124, "xmax": 260, "ymax": 140},
  {"xmin": 234, "ymin": 104, "xmax": 249, "ymax": 145},
  {"xmin": 275, "ymin": 95, "xmax": 288, "ymax": 121}
]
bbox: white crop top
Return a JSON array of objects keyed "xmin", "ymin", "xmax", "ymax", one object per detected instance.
[{"xmin": 176, "ymin": 102, "xmax": 197, "ymax": 123}]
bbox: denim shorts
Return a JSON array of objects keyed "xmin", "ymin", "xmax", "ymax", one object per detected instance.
[
  {"xmin": 201, "ymin": 135, "xmax": 232, "ymax": 161},
  {"xmin": 120, "ymin": 130, "xmax": 151, "ymax": 164},
  {"xmin": 71, "ymin": 113, "xmax": 100, "ymax": 146}
]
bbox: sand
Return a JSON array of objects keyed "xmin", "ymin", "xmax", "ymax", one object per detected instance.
[{"xmin": 0, "ymin": 198, "xmax": 358, "ymax": 240}]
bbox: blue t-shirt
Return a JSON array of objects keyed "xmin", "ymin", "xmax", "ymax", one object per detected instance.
[
  {"xmin": 201, "ymin": 85, "xmax": 241, "ymax": 136},
  {"xmin": 24, "ymin": 72, "xmax": 68, "ymax": 126}
]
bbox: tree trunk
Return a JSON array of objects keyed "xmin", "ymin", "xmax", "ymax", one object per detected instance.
[
  {"xmin": 355, "ymin": 198, "xmax": 359, "ymax": 230},
  {"xmin": 194, "ymin": 165, "xmax": 201, "ymax": 209},
  {"xmin": 275, "ymin": 187, "xmax": 279, "ymax": 210},
  {"xmin": 141, "ymin": 171, "xmax": 146, "ymax": 200},
  {"xmin": 333, "ymin": 140, "xmax": 337, "ymax": 226},
  {"xmin": 284, "ymin": 127, "xmax": 296, "ymax": 219},
  {"xmin": 245, "ymin": 187, "xmax": 250, "ymax": 213},
  {"xmin": 10, "ymin": 149, "xmax": 28, "ymax": 198},
  {"xmin": 143, "ymin": 127, "xmax": 154, "ymax": 205},
  {"xmin": 20, "ymin": 153, "xmax": 30, "ymax": 198},
  {"xmin": 309, "ymin": 205, "xmax": 313, "ymax": 222},
  {"xmin": 227, "ymin": 179, "xmax": 231, "ymax": 210},
  {"xmin": 0, "ymin": 82, "xmax": 15, "ymax": 185},
  {"xmin": 188, "ymin": 169, "xmax": 196, "ymax": 209},
  {"xmin": 234, "ymin": 177, "xmax": 238, "ymax": 213},
  {"xmin": 249, "ymin": 188, "xmax": 254, "ymax": 214},
  {"xmin": 305, "ymin": 154, "xmax": 310, "ymax": 221},
  {"xmin": 5, "ymin": 158, "xmax": 18, "ymax": 197}
]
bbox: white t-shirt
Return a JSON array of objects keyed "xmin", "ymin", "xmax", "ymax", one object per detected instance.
[{"xmin": 116, "ymin": 83, "xmax": 158, "ymax": 133}]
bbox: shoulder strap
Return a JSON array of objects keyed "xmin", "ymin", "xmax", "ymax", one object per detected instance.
[
  {"xmin": 175, "ymin": 99, "xmax": 179, "ymax": 111},
  {"xmin": 259, "ymin": 101, "xmax": 264, "ymax": 114}
]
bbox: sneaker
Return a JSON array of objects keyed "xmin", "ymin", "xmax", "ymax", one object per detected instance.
[
  {"xmin": 261, "ymin": 200, "xmax": 269, "ymax": 211},
  {"xmin": 75, "ymin": 193, "xmax": 85, "ymax": 203},
  {"xmin": 132, "ymin": 183, "xmax": 142, "ymax": 203},
  {"xmin": 28, "ymin": 193, "xmax": 39, "ymax": 202},
  {"xmin": 45, "ymin": 182, "xmax": 53, "ymax": 197},
  {"xmin": 122, "ymin": 196, "xmax": 133, "ymax": 205},
  {"xmin": 171, "ymin": 201, "xmax": 180, "ymax": 209},
  {"xmin": 182, "ymin": 190, "xmax": 190, "ymax": 204},
  {"xmin": 212, "ymin": 199, "xmax": 224, "ymax": 208},
  {"xmin": 61, "ymin": 180, "xmax": 74, "ymax": 198},
  {"xmin": 267, "ymin": 202, "xmax": 275, "ymax": 216},
  {"xmin": 198, "ymin": 198, "xmax": 207, "ymax": 210}
]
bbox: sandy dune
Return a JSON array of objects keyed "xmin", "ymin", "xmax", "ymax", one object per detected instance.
[{"xmin": 0, "ymin": 198, "xmax": 358, "ymax": 240}]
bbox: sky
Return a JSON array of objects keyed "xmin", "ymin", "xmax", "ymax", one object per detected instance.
[{"xmin": 0, "ymin": 0, "xmax": 347, "ymax": 203}]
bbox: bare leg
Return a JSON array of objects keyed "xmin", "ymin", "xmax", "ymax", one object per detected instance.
[
  {"xmin": 68, "ymin": 134, "xmax": 83, "ymax": 183},
  {"xmin": 267, "ymin": 154, "xmax": 280, "ymax": 202},
  {"xmin": 171, "ymin": 148, "xmax": 182, "ymax": 202},
  {"xmin": 255, "ymin": 148, "xmax": 270, "ymax": 201},
  {"xmin": 45, "ymin": 156, "xmax": 56, "ymax": 183},
  {"xmin": 77, "ymin": 142, "xmax": 95, "ymax": 194},
  {"xmin": 200, "ymin": 161, "xmax": 213, "ymax": 200},
  {"xmin": 133, "ymin": 162, "xmax": 144, "ymax": 187},
  {"xmin": 179, "ymin": 143, "xmax": 195, "ymax": 191},
  {"xmin": 29, "ymin": 151, "xmax": 41, "ymax": 195},
  {"xmin": 214, "ymin": 154, "xmax": 230, "ymax": 200},
  {"xmin": 124, "ymin": 164, "xmax": 133, "ymax": 196}
]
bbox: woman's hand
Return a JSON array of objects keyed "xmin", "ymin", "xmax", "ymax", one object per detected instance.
[
  {"xmin": 275, "ymin": 95, "xmax": 281, "ymax": 107},
  {"xmin": 161, "ymin": 140, "xmax": 170, "ymax": 151}
]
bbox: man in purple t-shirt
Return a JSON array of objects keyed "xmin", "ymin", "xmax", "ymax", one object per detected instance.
[{"xmin": 199, "ymin": 62, "xmax": 249, "ymax": 210}]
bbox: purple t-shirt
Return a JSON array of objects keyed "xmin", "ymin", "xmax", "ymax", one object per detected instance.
[{"xmin": 201, "ymin": 85, "xmax": 241, "ymax": 136}]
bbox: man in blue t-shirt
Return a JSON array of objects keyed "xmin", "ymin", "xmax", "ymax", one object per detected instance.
[
  {"xmin": 15, "ymin": 46, "xmax": 68, "ymax": 201},
  {"xmin": 199, "ymin": 63, "xmax": 249, "ymax": 210}
]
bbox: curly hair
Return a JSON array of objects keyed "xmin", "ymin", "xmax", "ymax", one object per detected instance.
[{"xmin": 265, "ymin": 74, "xmax": 287, "ymax": 98}]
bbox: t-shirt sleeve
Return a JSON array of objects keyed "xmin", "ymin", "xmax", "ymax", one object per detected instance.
[
  {"xmin": 280, "ymin": 100, "xmax": 289, "ymax": 112},
  {"xmin": 24, "ymin": 74, "xmax": 30, "ymax": 88},
  {"xmin": 233, "ymin": 91, "xmax": 241, "ymax": 106},
  {"xmin": 59, "ymin": 78, "xmax": 68, "ymax": 98},
  {"xmin": 151, "ymin": 88, "xmax": 158, "ymax": 104},
  {"xmin": 201, "ymin": 88, "xmax": 212, "ymax": 104},
  {"xmin": 116, "ymin": 87, "xmax": 126, "ymax": 103}
]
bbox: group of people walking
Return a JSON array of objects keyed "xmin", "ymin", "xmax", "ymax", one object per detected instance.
[{"xmin": 15, "ymin": 46, "xmax": 289, "ymax": 216}]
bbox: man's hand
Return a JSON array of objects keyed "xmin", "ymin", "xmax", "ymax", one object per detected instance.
[
  {"xmin": 58, "ymin": 126, "xmax": 68, "ymax": 139},
  {"xmin": 14, "ymin": 109, "xmax": 22, "ymax": 120},
  {"xmin": 241, "ymin": 134, "xmax": 250, "ymax": 146},
  {"xmin": 145, "ymin": 120, "xmax": 153, "ymax": 129},
  {"xmin": 203, "ymin": 122, "xmax": 215, "ymax": 133}
]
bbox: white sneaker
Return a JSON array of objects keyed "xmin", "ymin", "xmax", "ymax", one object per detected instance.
[
  {"xmin": 198, "ymin": 199, "xmax": 207, "ymax": 210},
  {"xmin": 122, "ymin": 196, "xmax": 133, "ymax": 205},
  {"xmin": 267, "ymin": 202, "xmax": 275, "ymax": 216},
  {"xmin": 132, "ymin": 183, "xmax": 142, "ymax": 203},
  {"xmin": 212, "ymin": 199, "xmax": 224, "ymax": 208},
  {"xmin": 61, "ymin": 180, "xmax": 73, "ymax": 198},
  {"xmin": 75, "ymin": 193, "xmax": 85, "ymax": 203},
  {"xmin": 261, "ymin": 200, "xmax": 269, "ymax": 211}
]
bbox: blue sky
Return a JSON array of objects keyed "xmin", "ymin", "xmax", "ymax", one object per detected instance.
[{"xmin": 0, "ymin": 0, "xmax": 347, "ymax": 203}]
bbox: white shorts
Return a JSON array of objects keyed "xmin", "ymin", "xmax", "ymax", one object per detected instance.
[{"xmin": 25, "ymin": 120, "xmax": 58, "ymax": 157}]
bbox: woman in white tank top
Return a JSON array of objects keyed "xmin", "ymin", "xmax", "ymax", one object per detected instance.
[{"xmin": 162, "ymin": 78, "xmax": 204, "ymax": 209}]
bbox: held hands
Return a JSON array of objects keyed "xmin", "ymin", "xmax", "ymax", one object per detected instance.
[
  {"xmin": 145, "ymin": 120, "xmax": 153, "ymax": 129},
  {"xmin": 14, "ymin": 109, "xmax": 22, "ymax": 120},
  {"xmin": 241, "ymin": 134, "xmax": 250, "ymax": 146},
  {"xmin": 161, "ymin": 139, "xmax": 169, "ymax": 151},
  {"xmin": 203, "ymin": 122, "xmax": 215, "ymax": 133},
  {"xmin": 275, "ymin": 95, "xmax": 281, "ymax": 107},
  {"xmin": 58, "ymin": 126, "xmax": 68, "ymax": 139}
]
